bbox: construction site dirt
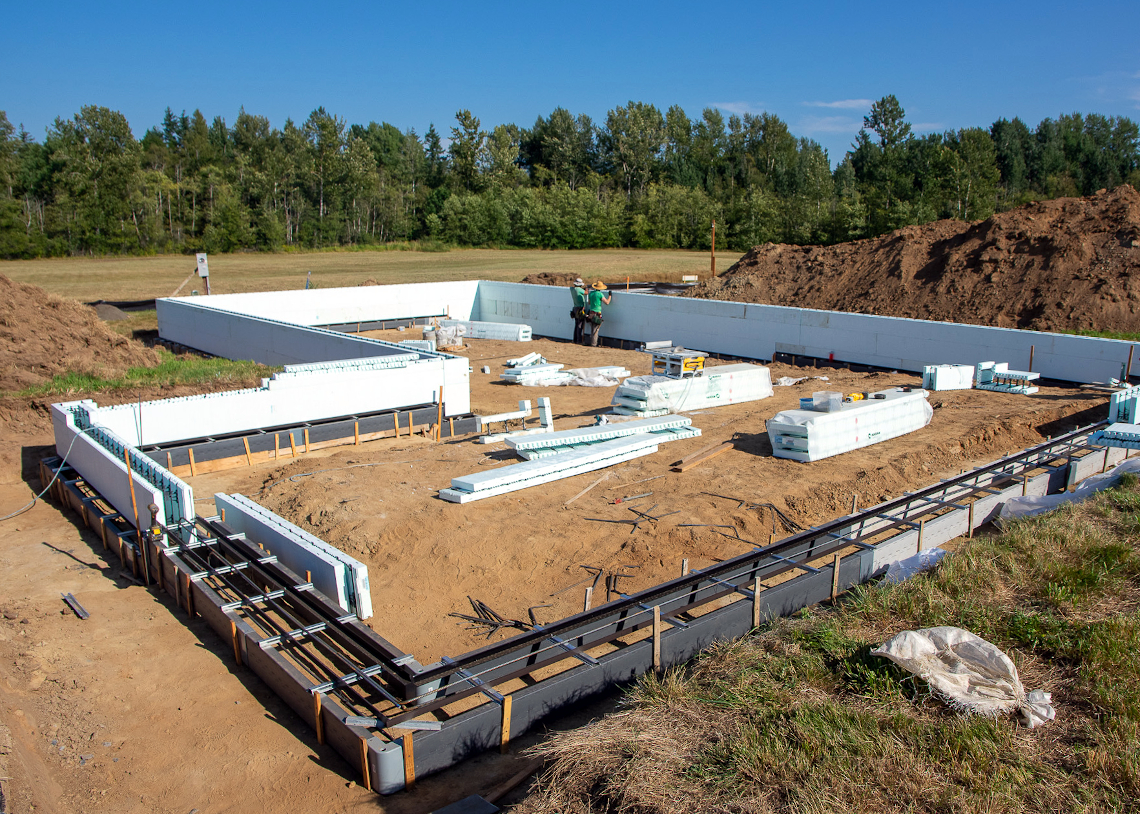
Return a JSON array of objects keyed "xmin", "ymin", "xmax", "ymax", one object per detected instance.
[{"xmin": 0, "ymin": 327, "xmax": 1112, "ymax": 812}]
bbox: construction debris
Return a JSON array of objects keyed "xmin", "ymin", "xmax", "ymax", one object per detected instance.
[
  {"xmin": 670, "ymin": 440, "xmax": 735, "ymax": 472},
  {"xmin": 61, "ymin": 593, "xmax": 89, "ymax": 620},
  {"xmin": 1088, "ymin": 384, "xmax": 1140, "ymax": 449}
]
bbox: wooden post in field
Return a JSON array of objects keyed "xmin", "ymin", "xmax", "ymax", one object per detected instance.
[{"xmin": 710, "ymin": 219, "xmax": 716, "ymax": 276}]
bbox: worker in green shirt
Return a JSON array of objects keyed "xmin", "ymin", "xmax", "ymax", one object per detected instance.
[
  {"xmin": 570, "ymin": 277, "xmax": 587, "ymax": 344},
  {"xmin": 585, "ymin": 281, "xmax": 612, "ymax": 347}
]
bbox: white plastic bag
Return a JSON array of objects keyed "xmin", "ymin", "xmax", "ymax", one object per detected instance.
[
  {"xmin": 872, "ymin": 626, "xmax": 1055, "ymax": 728},
  {"xmin": 999, "ymin": 459, "xmax": 1140, "ymax": 523}
]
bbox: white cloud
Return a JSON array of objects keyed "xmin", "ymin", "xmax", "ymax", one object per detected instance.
[
  {"xmin": 803, "ymin": 99, "xmax": 873, "ymax": 110},
  {"xmin": 797, "ymin": 115, "xmax": 863, "ymax": 134},
  {"xmin": 711, "ymin": 101, "xmax": 765, "ymax": 115}
]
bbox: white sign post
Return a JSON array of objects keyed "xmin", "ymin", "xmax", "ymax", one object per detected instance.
[{"xmin": 195, "ymin": 253, "xmax": 211, "ymax": 295}]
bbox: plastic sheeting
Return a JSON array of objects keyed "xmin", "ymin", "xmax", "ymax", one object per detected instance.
[
  {"xmin": 999, "ymin": 459, "xmax": 1140, "ymax": 522},
  {"xmin": 872, "ymin": 626, "xmax": 1055, "ymax": 727},
  {"xmin": 884, "ymin": 547, "xmax": 948, "ymax": 583}
]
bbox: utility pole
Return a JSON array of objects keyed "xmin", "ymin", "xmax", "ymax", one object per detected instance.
[{"xmin": 710, "ymin": 220, "xmax": 716, "ymax": 277}]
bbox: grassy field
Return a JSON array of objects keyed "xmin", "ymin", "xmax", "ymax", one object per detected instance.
[
  {"xmin": 0, "ymin": 247, "xmax": 720, "ymax": 302},
  {"xmin": 521, "ymin": 477, "xmax": 1140, "ymax": 814}
]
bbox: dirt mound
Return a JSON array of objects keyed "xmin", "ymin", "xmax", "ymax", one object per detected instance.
[
  {"xmin": 688, "ymin": 185, "xmax": 1140, "ymax": 333},
  {"xmin": 520, "ymin": 271, "xmax": 580, "ymax": 286},
  {"xmin": 0, "ymin": 274, "xmax": 159, "ymax": 392}
]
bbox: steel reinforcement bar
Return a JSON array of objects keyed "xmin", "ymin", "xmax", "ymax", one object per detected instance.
[{"xmin": 42, "ymin": 420, "xmax": 1133, "ymax": 793}]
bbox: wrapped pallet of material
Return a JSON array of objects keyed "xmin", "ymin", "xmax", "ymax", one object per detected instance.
[
  {"xmin": 612, "ymin": 363, "xmax": 773, "ymax": 416},
  {"xmin": 767, "ymin": 387, "xmax": 933, "ymax": 462},
  {"xmin": 922, "ymin": 364, "xmax": 974, "ymax": 391}
]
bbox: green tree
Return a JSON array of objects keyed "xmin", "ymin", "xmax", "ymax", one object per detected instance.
[
  {"xmin": 601, "ymin": 101, "xmax": 665, "ymax": 199},
  {"xmin": 449, "ymin": 110, "xmax": 485, "ymax": 193}
]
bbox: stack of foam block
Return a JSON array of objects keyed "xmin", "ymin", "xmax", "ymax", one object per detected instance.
[
  {"xmin": 439, "ymin": 319, "xmax": 532, "ymax": 341},
  {"xmin": 1089, "ymin": 384, "xmax": 1140, "ymax": 449},
  {"xmin": 439, "ymin": 415, "xmax": 698, "ymax": 503},
  {"xmin": 611, "ymin": 363, "xmax": 773, "ymax": 416},
  {"xmin": 922, "ymin": 364, "xmax": 974, "ymax": 391},
  {"xmin": 767, "ymin": 387, "xmax": 933, "ymax": 462},
  {"xmin": 975, "ymin": 362, "xmax": 1039, "ymax": 395},
  {"xmin": 505, "ymin": 415, "xmax": 700, "ymax": 460}
]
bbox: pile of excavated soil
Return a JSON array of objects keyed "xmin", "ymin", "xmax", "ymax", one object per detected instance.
[
  {"xmin": 688, "ymin": 185, "xmax": 1140, "ymax": 333},
  {"xmin": 0, "ymin": 274, "xmax": 159, "ymax": 392},
  {"xmin": 520, "ymin": 271, "xmax": 581, "ymax": 286}
]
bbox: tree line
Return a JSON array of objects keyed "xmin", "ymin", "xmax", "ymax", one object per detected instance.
[{"xmin": 0, "ymin": 95, "xmax": 1137, "ymax": 259}]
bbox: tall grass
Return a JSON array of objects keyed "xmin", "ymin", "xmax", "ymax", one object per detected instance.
[
  {"xmin": 519, "ymin": 475, "xmax": 1140, "ymax": 814},
  {"xmin": 12, "ymin": 349, "xmax": 277, "ymax": 398}
]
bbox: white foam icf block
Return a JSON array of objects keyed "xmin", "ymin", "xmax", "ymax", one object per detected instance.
[
  {"xmin": 506, "ymin": 415, "xmax": 693, "ymax": 451},
  {"xmin": 922, "ymin": 364, "xmax": 974, "ymax": 391},
  {"xmin": 440, "ymin": 438, "xmax": 659, "ymax": 503},
  {"xmin": 452, "ymin": 435, "xmax": 660, "ymax": 492}
]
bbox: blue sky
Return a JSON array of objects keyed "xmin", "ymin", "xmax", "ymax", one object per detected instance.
[{"xmin": 3, "ymin": 0, "xmax": 1138, "ymax": 163}]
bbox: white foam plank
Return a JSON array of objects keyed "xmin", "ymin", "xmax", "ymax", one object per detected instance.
[{"xmin": 452, "ymin": 436, "xmax": 660, "ymax": 492}]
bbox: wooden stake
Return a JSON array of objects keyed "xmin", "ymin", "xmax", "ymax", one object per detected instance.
[
  {"xmin": 174, "ymin": 567, "xmax": 181, "ymax": 607},
  {"xmin": 1129, "ymin": 345, "xmax": 1135, "ymax": 381},
  {"xmin": 166, "ymin": 451, "xmax": 173, "ymax": 469},
  {"xmin": 436, "ymin": 390, "xmax": 444, "ymax": 442},
  {"xmin": 564, "ymin": 472, "xmax": 609, "ymax": 507},
  {"xmin": 220, "ymin": 508, "xmax": 226, "ymax": 524},
  {"xmin": 681, "ymin": 558, "xmax": 690, "ymax": 577},
  {"xmin": 304, "ymin": 428, "xmax": 310, "ymax": 453},
  {"xmin": 850, "ymin": 493, "xmax": 858, "ymax": 514},
  {"xmin": 243, "ymin": 437, "xmax": 253, "ymax": 466},
  {"xmin": 123, "ymin": 450, "xmax": 149, "ymax": 585},
  {"xmin": 394, "ymin": 412, "xmax": 401, "ymax": 438},
  {"xmin": 670, "ymin": 441, "xmax": 734, "ymax": 473},
  {"xmin": 313, "ymin": 692, "xmax": 325, "ymax": 744},
  {"xmin": 409, "ymin": 412, "xmax": 415, "ymax": 436},
  {"xmin": 583, "ymin": 586, "xmax": 593, "ymax": 612},
  {"xmin": 231, "ymin": 620, "xmax": 242, "ymax": 666},
  {"xmin": 187, "ymin": 575, "xmax": 195, "ymax": 617},
  {"xmin": 709, "ymin": 219, "xmax": 718, "ymax": 277},
  {"xmin": 968, "ymin": 502, "xmax": 975, "ymax": 539},
  {"xmin": 188, "ymin": 448, "xmax": 197, "ymax": 477},
  {"xmin": 360, "ymin": 736, "xmax": 371, "ymax": 791},
  {"xmin": 500, "ymin": 694, "xmax": 513, "ymax": 753},
  {"xmin": 305, "ymin": 569, "xmax": 311, "ymax": 583},
  {"xmin": 752, "ymin": 580, "xmax": 762, "ymax": 628},
  {"xmin": 402, "ymin": 732, "xmax": 415, "ymax": 789},
  {"xmin": 918, "ymin": 518, "xmax": 926, "ymax": 548},
  {"xmin": 354, "ymin": 421, "xmax": 360, "ymax": 445},
  {"xmin": 652, "ymin": 606, "xmax": 662, "ymax": 672},
  {"xmin": 831, "ymin": 553, "xmax": 841, "ymax": 600},
  {"xmin": 1029, "ymin": 344, "xmax": 1035, "ymax": 372},
  {"xmin": 448, "ymin": 417, "xmax": 455, "ymax": 438},
  {"xmin": 274, "ymin": 434, "xmax": 280, "ymax": 459},
  {"xmin": 289, "ymin": 433, "xmax": 298, "ymax": 458}
]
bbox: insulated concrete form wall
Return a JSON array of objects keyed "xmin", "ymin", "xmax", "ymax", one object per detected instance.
[
  {"xmin": 52, "ymin": 403, "xmax": 168, "ymax": 530},
  {"xmin": 475, "ymin": 281, "xmax": 1136, "ymax": 385},
  {"xmin": 83, "ymin": 358, "xmax": 468, "ymax": 447},
  {"xmin": 166, "ymin": 280, "xmax": 481, "ymax": 327},
  {"xmin": 214, "ymin": 493, "xmax": 373, "ymax": 618},
  {"xmin": 155, "ymin": 300, "xmax": 470, "ymax": 422}
]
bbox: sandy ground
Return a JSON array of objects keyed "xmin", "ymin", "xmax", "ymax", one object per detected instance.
[{"xmin": 0, "ymin": 334, "xmax": 1109, "ymax": 812}]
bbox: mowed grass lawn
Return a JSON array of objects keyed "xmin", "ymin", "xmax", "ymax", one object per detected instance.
[{"xmin": 0, "ymin": 247, "xmax": 722, "ymax": 302}]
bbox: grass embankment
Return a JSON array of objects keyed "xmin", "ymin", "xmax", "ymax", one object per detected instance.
[
  {"xmin": 14, "ymin": 349, "xmax": 276, "ymax": 399},
  {"xmin": 521, "ymin": 478, "xmax": 1140, "ymax": 813}
]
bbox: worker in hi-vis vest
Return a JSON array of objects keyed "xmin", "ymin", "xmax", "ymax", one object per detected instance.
[
  {"xmin": 570, "ymin": 277, "xmax": 587, "ymax": 344},
  {"xmin": 585, "ymin": 281, "xmax": 611, "ymax": 347}
]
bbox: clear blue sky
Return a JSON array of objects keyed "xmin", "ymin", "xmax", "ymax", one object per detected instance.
[{"xmin": 3, "ymin": 0, "xmax": 1138, "ymax": 163}]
